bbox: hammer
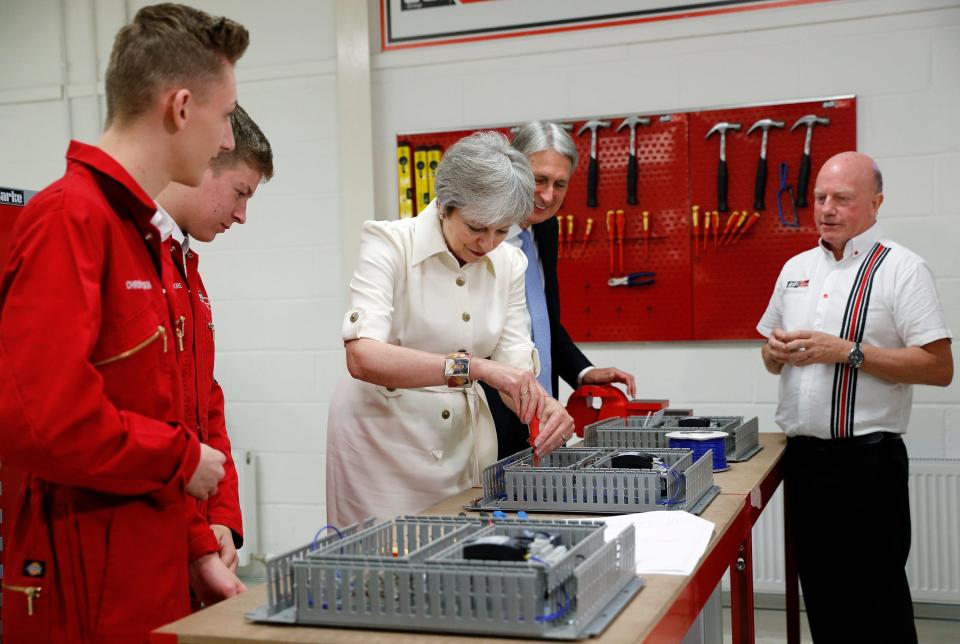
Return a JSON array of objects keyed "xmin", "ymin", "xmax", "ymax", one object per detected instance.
[
  {"xmin": 791, "ymin": 114, "xmax": 830, "ymax": 207},
  {"xmin": 706, "ymin": 122, "xmax": 741, "ymax": 213},
  {"xmin": 617, "ymin": 116, "xmax": 651, "ymax": 205},
  {"xmin": 577, "ymin": 119, "xmax": 611, "ymax": 207},
  {"xmin": 747, "ymin": 118, "xmax": 784, "ymax": 211}
]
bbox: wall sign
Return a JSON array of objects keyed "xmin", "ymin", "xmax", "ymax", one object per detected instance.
[{"xmin": 381, "ymin": 0, "xmax": 832, "ymax": 50}]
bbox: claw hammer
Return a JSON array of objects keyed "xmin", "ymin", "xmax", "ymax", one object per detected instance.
[
  {"xmin": 578, "ymin": 120, "xmax": 611, "ymax": 208},
  {"xmin": 747, "ymin": 119, "xmax": 784, "ymax": 211},
  {"xmin": 791, "ymin": 114, "xmax": 830, "ymax": 208},
  {"xmin": 617, "ymin": 116, "xmax": 651, "ymax": 205},
  {"xmin": 706, "ymin": 122, "xmax": 741, "ymax": 213}
]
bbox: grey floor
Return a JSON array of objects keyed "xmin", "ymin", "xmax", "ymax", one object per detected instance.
[{"xmin": 721, "ymin": 608, "xmax": 960, "ymax": 643}]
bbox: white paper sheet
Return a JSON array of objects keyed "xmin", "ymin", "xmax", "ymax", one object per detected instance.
[{"xmin": 602, "ymin": 511, "xmax": 715, "ymax": 576}]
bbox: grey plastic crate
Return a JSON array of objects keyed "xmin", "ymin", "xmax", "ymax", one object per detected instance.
[
  {"xmin": 470, "ymin": 446, "xmax": 719, "ymax": 515},
  {"xmin": 584, "ymin": 415, "xmax": 762, "ymax": 462},
  {"xmin": 249, "ymin": 515, "xmax": 643, "ymax": 640}
]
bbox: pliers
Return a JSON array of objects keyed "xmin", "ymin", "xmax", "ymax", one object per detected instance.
[
  {"xmin": 608, "ymin": 272, "xmax": 655, "ymax": 287},
  {"xmin": 778, "ymin": 162, "xmax": 800, "ymax": 228}
]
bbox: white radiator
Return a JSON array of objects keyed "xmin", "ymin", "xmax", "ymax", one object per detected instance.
[
  {"xmin": 232, "ymin": 449, "xmax": 259, "ymax": 568},
  {"xmin": 750, "ymin": 458, "xmax": 960, "ymax": 604}
]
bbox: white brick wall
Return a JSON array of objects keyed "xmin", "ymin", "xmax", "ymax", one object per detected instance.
[{"xmin": 0, "ymin": 0, "xmax": 957, "ymax": 559}]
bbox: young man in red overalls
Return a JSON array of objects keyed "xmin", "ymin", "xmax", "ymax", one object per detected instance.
[
  {"xmin": 155, "ymin": 104, "xmax": 273, "ymax": 579},
  {"xmin": 0, "ymin": 5, "xmax": 249, "ymax": 642}
]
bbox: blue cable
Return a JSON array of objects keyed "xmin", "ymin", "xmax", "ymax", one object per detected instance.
[
  {"xmin": 311, "ymin": 524, "xmax": 344, "ymax": 551},
  {"xmin": 535, "ymin": 587, "xmax": 572, "ymax": 623}
]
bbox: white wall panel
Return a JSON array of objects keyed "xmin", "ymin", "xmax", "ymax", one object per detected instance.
[{"xmin": 225, "ymin": 402, "xmax": 329, "ymax": 454}]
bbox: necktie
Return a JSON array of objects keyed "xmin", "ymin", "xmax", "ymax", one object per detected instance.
[{"xmin": 518, "ymin": 228, "xmax": 552, "ymax": 394}]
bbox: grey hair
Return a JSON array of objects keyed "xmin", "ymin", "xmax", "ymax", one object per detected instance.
[
  {"xmin": 434, "ymin": 131, "xmax": 534, "ymax": 227},
  {"xmin": 511, "ymin": 121, "xmax": 579, "ymax": 172},
  {"xmin": 872, "ymin": 162, "xmax": 883, "ymax": 194}
]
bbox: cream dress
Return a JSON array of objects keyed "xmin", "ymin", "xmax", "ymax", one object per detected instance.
[{"xmin": 326, "ymin": 203, "xmax": 537, "ymax": 526}]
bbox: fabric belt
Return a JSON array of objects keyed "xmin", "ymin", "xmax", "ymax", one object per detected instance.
[{"xmin": 788, "ymin": 431, "xmax": 901, "ymax": 452}]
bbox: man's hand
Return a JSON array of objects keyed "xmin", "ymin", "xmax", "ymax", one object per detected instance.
[
  {"xmin": 188, "ymin": 552, "xmax": 247, "ymax": 606},
  {"xmin": 211, "ymin": 524, "xmax": 239, "ymax": 572},
  {"xmin": 532, "ymin": 397, "xmax": 576, "ymax": 456},
  {"xmin": 581, "ymin": 367, "xmax": 637, "ymax": 398},
  {"xmin": 774, "ymin": 329, "xmax": 850, "ymax": 366},
  {"xmin": 186, "ymin": 443, "xmax": 226, "ymax": 500}
]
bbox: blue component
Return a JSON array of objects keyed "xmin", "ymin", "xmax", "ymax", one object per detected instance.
[
  {"xmin": 492, "ymin": 510, "xmax": 507, "ymax": 519},
  {"xmin": 517, "ymin": 511, "xmax": 528, "ymax": 520}
]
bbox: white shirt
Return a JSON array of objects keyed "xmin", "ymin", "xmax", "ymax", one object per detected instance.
[
  {"xmin": 757, "ymin": 224, "xmax": 951, "ymax": 439},
  {"xmin": 326, "ymin": 202, "xmax": 537, "ymax": 526}
]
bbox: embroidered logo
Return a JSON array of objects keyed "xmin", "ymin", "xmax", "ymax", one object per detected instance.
[
  {"xmin": 22, "ymin": 560, "xmax": 45, "ymax": 578},
  {"xmin": 786, "ymin": 280, "xmax": 809, "ymax": 289},
  {"xmin": 125, "ymin": 280, "xmax": 152, "ymax": 290},
  {"xmin": 173, "ymin": 281, "xmax": 185, "ymax": 290},
  {"xmin": 197, "ymin": 291, "xmax": 212, "ymax": 311},
  {"xmin": 0, "ymin": 188, "xmax": 25, "ymax": 206}
]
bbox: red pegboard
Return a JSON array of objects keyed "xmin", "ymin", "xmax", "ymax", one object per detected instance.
[{"xmin": 396, "ymin": 96, "xmax": 856, "ymax": 342}]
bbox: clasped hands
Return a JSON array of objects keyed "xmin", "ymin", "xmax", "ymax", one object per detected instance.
[{"xmin": 767, "ymin": 328, "xmax": 852, "ymax": 367}]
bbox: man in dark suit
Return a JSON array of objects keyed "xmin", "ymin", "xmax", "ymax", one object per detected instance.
[{"xmin": 483, "ymin": 121, "xmax": 637, "ymax": 458}]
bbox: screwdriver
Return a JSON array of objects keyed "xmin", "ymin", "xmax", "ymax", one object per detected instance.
[
  {"xmin": 578, "ymin": 217, "xmax": 594, "ymax": 258},
  {"xmin": 724, "ymin": 211, "xmax": 749, "ymax": 245},
  {"xmin": 606, "ymin": 210, "xmax": 615, "ymax": 273},
  {"xmin": 615, "ymin": 209, "xmax": 625, "ymax": 272},
  {"xmin": 528, "ymin": 416, "xmax": 540, "ymax": 466},
  {"xmin": 642, "ymin": 210, "xmax": 650, "ymax": 259},
  {"xmin": 691, "ymin": 205, "xmax": 699, "ymax": 259},
  {"xmin": 720, "ymin": 210, "xmax": 739, "ymax": 245},
  {"xmin": 566, "ymin": 214, "xmax": 575, "ymax": 259},
  {"xmin": 713, "ymin": 211, "xmax": 719, "ymax": 248},
  {"xmin": 556, "ymin": 213, "xmax": 564, "ymax": 257},
  {"xmin": 731, "ymin": 211, "xmax": 761, "ymax": 245},
  {"xmin": 703, "ymin": 207, "xmax": 711, "ymax": 252}
]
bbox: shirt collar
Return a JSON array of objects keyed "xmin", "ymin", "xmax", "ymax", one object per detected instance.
[
  {"xmin": 819, "ymin": 223, "xmax": 883, "ymax": 262},
  {"xmin": 150, "ymin": 202, "xmax": 179, "ymax": 243},
  {"xmin": 412, "ymin": 200, "xmax": 496, "ymax": 276},
  {"xmin": 66, "ymin": 140, "xmax": 156, "ymax": 220}
]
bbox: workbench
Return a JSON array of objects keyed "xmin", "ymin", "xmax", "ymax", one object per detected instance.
[{"xmin": 151, "ymin": 433, "xmax": 793, "ymax": 644}]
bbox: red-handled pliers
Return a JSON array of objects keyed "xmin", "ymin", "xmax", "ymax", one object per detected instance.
[{"xmin": 608, "ymin": 272, "xmax": 656, "ymax": 287}]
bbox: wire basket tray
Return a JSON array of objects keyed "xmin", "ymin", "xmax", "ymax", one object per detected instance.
[
  {"xmin": 248, "ymin": 515, "xmax": 642, "ymax": 640},
  {"xmin": 583, "ymin": 416, "xmax": 762, "ymax": 462},
  {"xmin": 468, "ymin": 446, "xmax": 719, "ymax": 515}
]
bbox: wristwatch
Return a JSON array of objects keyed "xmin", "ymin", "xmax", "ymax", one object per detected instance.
[
  {"xmin": 444, "ymin": 351, "xmax": 472, "ymax": 389},
  {"xmin": 847, "ymin": 342, "xmax": 864, "ymax": 369}
]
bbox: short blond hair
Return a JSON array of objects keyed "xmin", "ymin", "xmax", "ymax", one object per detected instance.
[{"xmin": 104, "ymin": 3, "xmax": 249, "ymax": 126}]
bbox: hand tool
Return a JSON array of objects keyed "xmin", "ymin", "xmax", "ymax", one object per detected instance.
[
  {"xmin": 720, "ymin": 211, "xmax": 738, "ymax": 244},
  {"xmin": 705, "ymin": 122, "xmax": 741, "ymax": 212},
  {"xmin": 791, "ymin": 114, "xmax": 830, "ymax": 207},
  {"xmin": 566, "ymin": 214, "xmax": 575, "ymax": 259},
  {"xmin": 724, "ymin": 211, "xmax": 749, "ymax": 245},
  {"xmin": 616, "ymin": 116, "xmax": 651, "ymax": 205},
  {"xmin": 605, "ymin": 210, "xmax": 615, "ymax": 273},
  {"xmin": 426, "ymin": 146, "xmax": 443, "ymax": 205},
  {"xmin": 578, "ymin": 217, "xmax": 593, "ymax": 258},
  {"xmin": 642, "ymin": 210, "xmax": 650, "ymax": 259},
  {"xmin": 413, "ymin": 146, "xmax": 430, "ymax": 210},
  {"xmin": 528, "ymin": 416, "xmax": 540, "ymax": 466},
  {"xmin": 615, "ymin": 209, "xmax": 625, "ymax": 272},
  {"xmin": 577, "ymin": 120, "xmax": 611, "ymax": 207},
  {"xmin": 703, "ymin": 206, "xmax": 711, "ymax": 251},
  {"xmin": 777, "ymin": 162, "xmax": 799, "ymax": 227},
  {"xmin": 712, "ymin": 211, "xmax": 719, "ymax": 248},
  {"xmin": 747, "ymin": 119, "xmax": 784, "ymax": 211},
  {"xmin": 608, "ymin": 272, "xmax": 656, "ymax": 287},
  {"xmin": 556, "ymin": 213, "xmax": 565, "ymax": 252},
  {"xmin": 396, "ymin": 142, "xmax": 414, "ymax": 218},
  {"xmin": 691, "ymin": 205, "xmax": 699, "ymax": 259},
  {"xmin": 731, "ymin": 211, "xmax": 760, "ymax": 245}
]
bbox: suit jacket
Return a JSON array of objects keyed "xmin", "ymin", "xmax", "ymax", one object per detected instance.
[{"xmin": 482, "ymin": 215, "xmax": 592, "ymax": 458}]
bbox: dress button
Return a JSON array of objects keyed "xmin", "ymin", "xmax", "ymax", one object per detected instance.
[
  {"xmin": 349, "ymin": 312, "xmax": 359, "ymax": 323},
  {"xmin": 462, "ymin": 312, "xmax": 470, "ymax": 322},
  {"xmin": 456, "ymin": 277, "xmax": 465, "ymax": 287},
  {"xmin": 441, "ymin": 410, "xmax": 450, "ymax": 420}
]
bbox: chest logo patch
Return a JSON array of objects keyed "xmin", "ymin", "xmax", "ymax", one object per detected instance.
[
  {"xmin": 173, "ymin": 281, "xmax": 185, "ymax": 290},
  {"xmin": 786, "ymin": 280, "xmax": 810, "ymax": 289},
  {"xmin": 125, "ymin": 279, "xmax": 152, "ymax": 290},
  {"xmin": 22, "ymin": 559, "xmax": 45, "ymax": 578},
  {"xmin": 198, "ymin": 291, "xmax": 212, "ymax": 311}
]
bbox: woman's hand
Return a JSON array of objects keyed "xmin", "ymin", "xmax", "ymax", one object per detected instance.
[
  {"xmin": 473, "ymin": 358, "xmax": 544, "ymax": 424},
  {"xmin": 532, "ymin": 397, "xmax": 576, "ymax": 456}
]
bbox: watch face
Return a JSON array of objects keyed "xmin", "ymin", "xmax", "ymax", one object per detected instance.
[{"xmin": 849, "ymin": 344, "xmax": 864, "ymax": 367}]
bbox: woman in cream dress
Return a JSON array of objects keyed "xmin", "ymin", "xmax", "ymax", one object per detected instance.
[{"xmin": 326, "ymin": 132, "xmax": 575, "ymax": 526}]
